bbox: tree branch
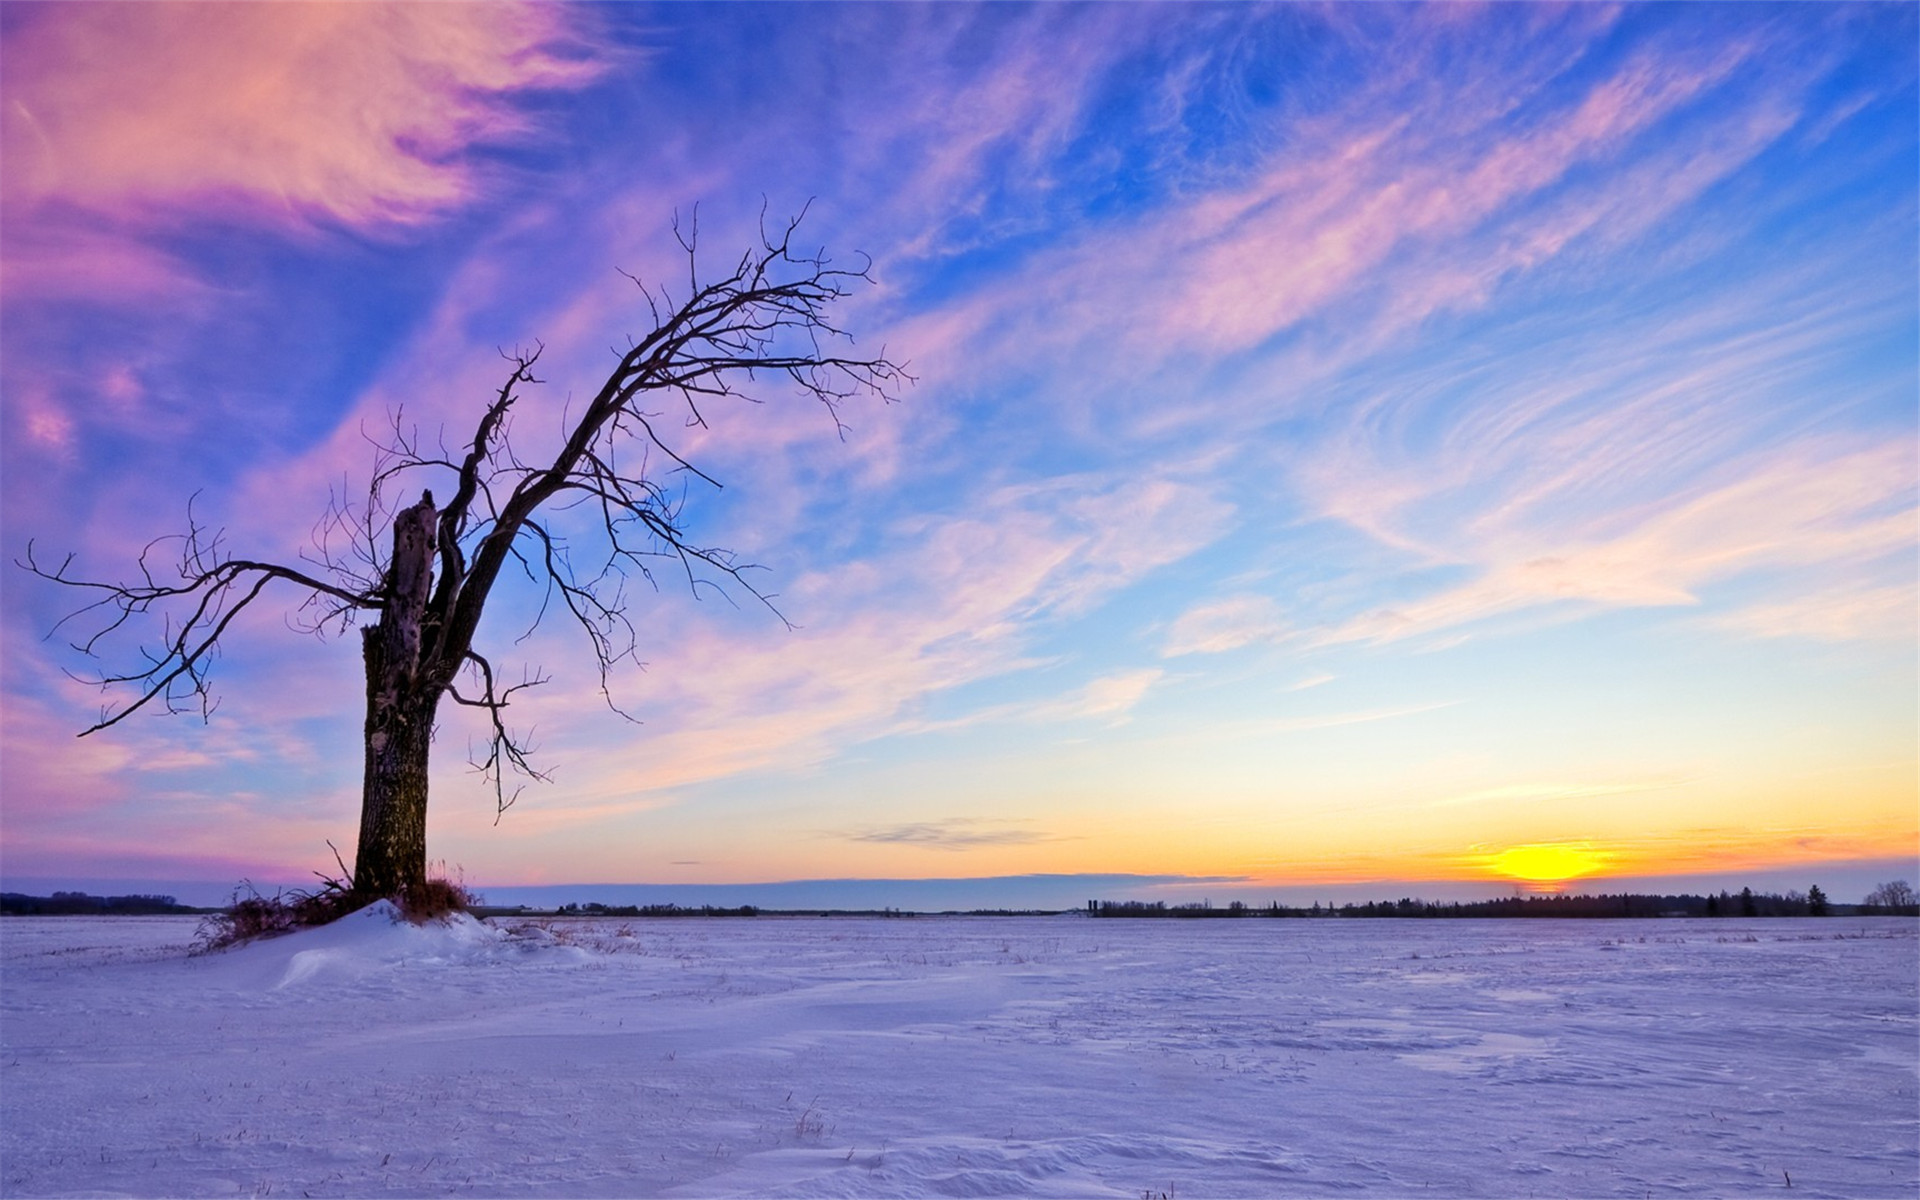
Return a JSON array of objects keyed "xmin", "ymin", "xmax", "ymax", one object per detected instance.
[
  {"xmin": 447, "ymin": 651, "xmax": 550, "ymax": 823},
  {"xmin": 18, "ymin": 524, "xmax": 380, "ymax": 734}
]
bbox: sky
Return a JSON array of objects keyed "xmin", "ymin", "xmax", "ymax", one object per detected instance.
[{"xmin": 1, "ymin": 2, "xmax": 1915, "ymax": 909}]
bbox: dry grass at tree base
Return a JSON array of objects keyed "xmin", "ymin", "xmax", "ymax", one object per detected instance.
[
  {"xmin": 394, "ymin": 876, "xmax": 478, "ymax": 923},
  {"xmin": 192, "ymin": 875, "xmax": 479, "ymax": 953}
]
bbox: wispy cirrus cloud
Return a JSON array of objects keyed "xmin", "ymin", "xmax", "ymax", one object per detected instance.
[
  {"xmin": 1163, "ymin": 595, "xmax": 1289, "ymax": 658},
  {"xmin": 830, "ymin": 4, "xmax": 1153, "ymax": 265},
  {"xmin": 0, "ymin": 1, "xmax": 612, "ymax": 575},
  {"xmin": 893, "ymin": 8, "xmax": 1793, "ymax": 389},
  {"xmin": 1427, "ymin": 778, "xmax": 1691, "ymax": 811},
  {"xmin": 902, "ymin": 668, "xmax": 1170, "ymax": 740},
  {"xmin": 853, "ymin": 3, "xmax": 1911, "ymax": 678},
  {"xmin": 842, "ymin": 819, "xmax": 1063, "ymax": 852},
  {"xmin": 593, "ymin": 479, "xmax": 1221, "ymax": 783},
  {"xmin": 1707, "ymin": 583, "xmax": 1917, "ymax": 643},
  {"xmin": 1046, "ymin": 669, "xmax": 1163, "ymax": 724},
  {"xmin": 1307, "ymin": 421, "xmax": 1914, "ymax": 650},
  {"xmin": 1, "ymin": 2, "xmax": 601, "ymax": 232}
]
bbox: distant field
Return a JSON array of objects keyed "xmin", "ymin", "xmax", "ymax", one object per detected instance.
[{"xmin": 3, "ymin": 913, "xmax": 1915, "ymax": 1197}]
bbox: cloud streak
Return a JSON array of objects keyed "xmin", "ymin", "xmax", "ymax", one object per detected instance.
[
  {"xmin": 842, "ymin": 819, "xmax": 1063, "ymax": 852},
  {"xmin": 1, "ymin": 2, "xmax": 601, "ymax": 231},
  {"xmin": 1163, "ymin": 595, "xmax": 1289, "ymax": 658}
]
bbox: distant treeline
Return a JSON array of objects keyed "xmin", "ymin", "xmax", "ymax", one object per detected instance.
[
  {"xmin": 1, "ymin": 891, "xmax": 206, "ymax": 916},
  {"xmin": 547, "ymin": 902, "xmax": 761, "ymax": 918},
  {"xmin": 1088, "ymin": 885, "xmax": 1912, "ymax": 919},
  {"xmin": 526, "ymin": 903, "xmax": 1082, "ymax": 918}
]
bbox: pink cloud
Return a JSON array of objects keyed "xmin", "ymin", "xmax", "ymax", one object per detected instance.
[
  {"xmin": 1135, "ymin": 38, "xmax": 1766, "ymax": 357},
  {"xmin": 1317, "ymin": 440, "xmax": 1916, "ymax": 648},
  {"xmin": 8, "ymin": 382, "xmax": 75, "ymax": 459},
  {"xmin": 0, "ymin": 633, "xmax": 366, "ymax": 880},
  {"xmin": 880, "ymin": 12, "xmax": 1804, "ymax": 426},
  {"xmin": 0, "ymin": 221, "xmax": 206, "ymax": 304},
  {"xmin": 1, "ymin": 2, "xmax": 600, "ymax": 231},
  {"xmin": 1162, "ymin": 595, "xmax": 1290, "ymax": 658},
  {"xmin": 1709, "ymin": 583, "xmax": 1917, "ymax": 643}
]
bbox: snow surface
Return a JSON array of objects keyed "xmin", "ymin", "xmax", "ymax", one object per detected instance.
[{"xmin": 2, "ymin": 909, "xmax": 1915, "ymax": 1198}]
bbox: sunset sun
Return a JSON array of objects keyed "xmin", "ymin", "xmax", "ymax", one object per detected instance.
[{"xmin": 1487, "ymin": 843, "xmax": 1614, "ymax": 892}]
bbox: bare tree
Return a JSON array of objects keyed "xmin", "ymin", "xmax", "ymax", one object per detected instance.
[
  {"xmin": 1862, "ymin": 880, "xmax": 1917, "ymax": 915},
  {"xmin": 22, "ymin": 212, "xmax": 907, "ymax": 900}
]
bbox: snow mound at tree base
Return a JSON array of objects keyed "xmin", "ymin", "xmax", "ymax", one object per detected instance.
[{"xmin": 209, "ymin": 898, "xmax": 530, "ymax": 989}]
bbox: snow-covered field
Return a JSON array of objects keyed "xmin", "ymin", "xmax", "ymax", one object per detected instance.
[{"xmin": 2, "ymin": 909, "xmax": 1914, "ymax": 1199}]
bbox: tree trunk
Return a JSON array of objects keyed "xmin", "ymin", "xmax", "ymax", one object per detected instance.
[
  {"xmin": 353, "ymin": 687, "xmax": 434, "ymax": 897},
  {"xmin": 352, "ymin": 493, "xmax": 440, "ymax": 898}
]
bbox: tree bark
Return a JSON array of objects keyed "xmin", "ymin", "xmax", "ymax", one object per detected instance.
[{"xmin": 352, "ymin": 493, "xmax": 440, "ymax": 898}]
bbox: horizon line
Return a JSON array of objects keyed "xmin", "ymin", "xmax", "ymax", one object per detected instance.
[{"xmin": 7, "ymin": 859, "xmax": 1914, "ymax": 909}]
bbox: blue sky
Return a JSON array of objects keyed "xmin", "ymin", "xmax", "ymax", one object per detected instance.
[{"xmin": 2, "ymin": 2, "xmax": 1914, "ymax": 906}]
